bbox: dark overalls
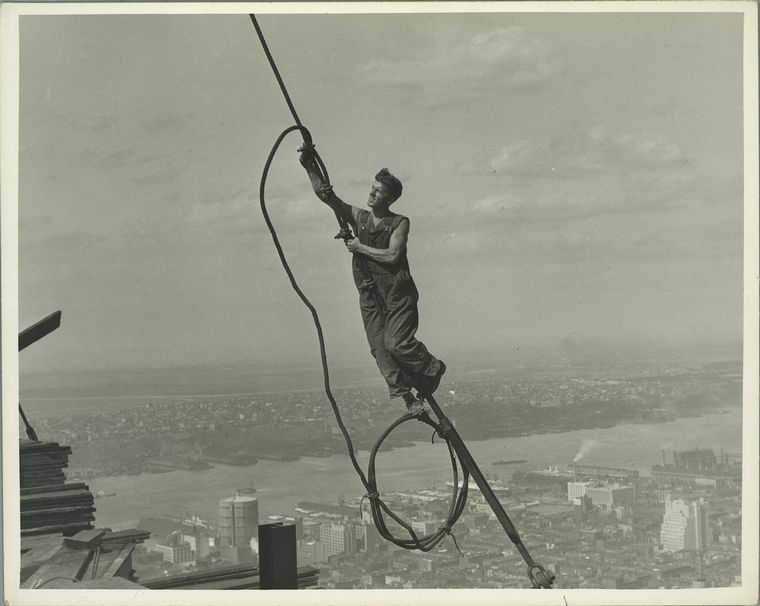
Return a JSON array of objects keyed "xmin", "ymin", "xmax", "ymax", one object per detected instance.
[{"xmin": 347, "ymin": 207, "xmax": 444, "ymax": 399}]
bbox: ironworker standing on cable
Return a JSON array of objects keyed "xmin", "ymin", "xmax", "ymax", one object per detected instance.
[{"xmin": 300, "ymin": 148, "xmax": 446, "ymax": 414}]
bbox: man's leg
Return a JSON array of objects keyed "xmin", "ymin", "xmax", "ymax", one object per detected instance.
[
  {"xmin": 383, "ymin": 295, "xmax": 445, "ymax": 396},
  {"xmin": 358, "ymin": 292, "xmax": 413, "ymax": 399}
]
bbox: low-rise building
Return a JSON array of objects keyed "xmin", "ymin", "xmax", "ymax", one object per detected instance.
[{"xmin": 154, "ymin": 541, "xmax": 193, "ymax": 564}]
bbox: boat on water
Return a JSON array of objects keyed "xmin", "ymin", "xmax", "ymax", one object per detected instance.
[
  {"xmin": 94, "ymin": 490, "xmax": 117, "ymax": 498},
  {"xmin": 446, "ymin": 479, "xmax": 510, "ymax": 495},
  {"xmin": 493, "ymin": 459, "xmax": 527, "ymax": 466}
]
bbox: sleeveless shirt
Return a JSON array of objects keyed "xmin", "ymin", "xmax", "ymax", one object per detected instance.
[{"xmin": 352, "ymin": 209, "xmax": 417, "ymax": 306}]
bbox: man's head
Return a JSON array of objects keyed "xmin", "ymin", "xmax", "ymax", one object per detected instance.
[{"xmin": 368, "ymin": 168, "xmax": 403, "ymax": 210}]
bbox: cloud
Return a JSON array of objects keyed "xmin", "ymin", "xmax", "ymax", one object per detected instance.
[
  {"xmin": 79, "ymin": 148, "xmax": 138, "ymax": 171},
  {"xmin": 452, "ymin": 167, "xmax": 734, "ymax": 237},
  {"xmin": 21, "ymin": 229, "xmax": 109, "ymax": 267},
  {"xmin": 76, "ymin": 112, "xmax": 118, "ymax": 132},
  {"xmin": 283, "ymin": 197, "xmax": 326, "ymax": 223},
  {"xmin": 78, "ymin": 147, "xmax": 174, "ymax": 178},
  {"xmin": 460, "ymin": 126, "xmax": 687, "ymax": 178},
  {"xmin": 162, "ymin": 191, "xmax": 182, "ymax": 204},
  {"xmin": 41, "ymin": 110, "xmax": 118, "ymax": 132},
  {"xmin": 435, "ymin": 231, "xmax": 481, "ymax": 254},
  {"xmin": 130, "ymin": 165, "xmax": 182, "ymax": 186},
  {"xmin": 470, "ymin": 193, "xmax": 527, "ymax": 218},
  {"xmin": 138, "ymin": 111, "xmax": 192, "ymax": 133},
  {"xmin": 448, "ymin": 125, "xmax": 716, "ymax": 233},
  {"xmin": 426, "ymin": 123, "xmax": 740, "ymax": 265},
  {"xmin": 462, "ymin": 189, "xmax": 619, "ymax": 227},
  {"xmin": 185, "ymin": 186, "xmax": 258, "ymax": 234},
  {"xmin": 357, "ymin": 26, "xmax": 558, "ymax": 107},
  {"xmin": 20, "ymin": 214, "xmax": 55, "ymax": 238}
]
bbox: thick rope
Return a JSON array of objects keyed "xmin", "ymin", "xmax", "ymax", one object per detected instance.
[
  {"xmin": 248, "ymin": 15, "xmax": 555, "ymax": 587},
  {"xmin": 250, "ymin": 12, "xmax": 468, "ymax": 554},
  {"xmin": 257, "ymin": 124, "xmax": 468, "ymax": 552},
  {"xmin": 249, "ymin": 14, "xmax": 305, "ymax": 130}
]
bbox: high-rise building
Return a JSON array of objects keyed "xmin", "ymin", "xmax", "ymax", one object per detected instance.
[
  {"xmin": 319, "ymin": 522, "xmax": 357, "ymax": 558},
  {"xmin": 297, "ymin": 539, "xmax": 327, "ymax": 566},
  {"xmin": 181, "ymin": 531, "xmax": 211, "ymax": 559},
  {"xmin": 218, "ymin": 488, "xmax": 259, "ymax": 549},
  {"xmin": 660, "ymin": 496, "xmax": 711, "ymax": 552},
  {"xmin": 361, "ymin": 522, "xmax": 385, "ymax": 553}
]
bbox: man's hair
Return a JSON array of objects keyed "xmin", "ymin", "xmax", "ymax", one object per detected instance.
[{"xmin": 375, "ymin": 168, "xmax": 402, "ymax": 201}]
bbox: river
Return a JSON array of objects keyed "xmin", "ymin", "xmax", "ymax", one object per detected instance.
[{"xmin": 87, "ymin": 408, "xmax": 742, "ymax": 530}]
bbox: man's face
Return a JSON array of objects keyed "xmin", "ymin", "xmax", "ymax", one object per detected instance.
[{"xmin": 368, "ymin": 180, "xmax": 395, "ymax": 209}]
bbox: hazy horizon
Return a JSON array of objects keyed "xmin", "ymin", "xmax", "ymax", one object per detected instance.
[{"xmin": 19, "ymin": 338, "xmax": 741, "ymax": 405}]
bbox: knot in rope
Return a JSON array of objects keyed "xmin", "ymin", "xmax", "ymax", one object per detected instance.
[{"xmin": 436, "ymin": 520, "xmax": 464, "ymax": 557}]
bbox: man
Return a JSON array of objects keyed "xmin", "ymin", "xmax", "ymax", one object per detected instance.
[{"xmin": 300, "ymin": 148, "xmax": 445, "ymax": 414}]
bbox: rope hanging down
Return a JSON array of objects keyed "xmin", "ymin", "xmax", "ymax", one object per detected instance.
[
  {"xmin": 250, "ymin": 15, "xmax": 468, "ymax": 554},
  {"xmin": 248, "ymin": 14, "xmax": 554, "ymax": 587}
]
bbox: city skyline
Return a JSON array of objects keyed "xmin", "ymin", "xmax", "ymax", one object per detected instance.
[
  {"xmin": 119, "ymin": 448, "xmax": 742, "ymax": 590},
  {"xmin": 20, "ymin": 378, "xmax": 747, "ymax": 591}
]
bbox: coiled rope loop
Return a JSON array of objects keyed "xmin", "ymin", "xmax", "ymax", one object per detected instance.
[{"xmin": 366, "ymin": 411, "xmax": 469, "ymax": 553}]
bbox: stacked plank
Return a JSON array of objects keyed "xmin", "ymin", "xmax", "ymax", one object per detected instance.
[
  {"xmin": 20, "ymin": 441, "xmax": 71, "ymax": 488},
  {"xmin": 20, "ymin": 440, "xmax": 95, "ymax": 537}
]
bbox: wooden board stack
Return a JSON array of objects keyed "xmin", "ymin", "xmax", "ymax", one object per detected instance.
[{"xmin": 20, "ymin": 440, "xmax": 95, "ymax": 537}]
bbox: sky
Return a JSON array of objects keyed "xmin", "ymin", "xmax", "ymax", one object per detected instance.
[{"xmin": 13, "ymin": 8, "xmax": 746, "ymax": 375}]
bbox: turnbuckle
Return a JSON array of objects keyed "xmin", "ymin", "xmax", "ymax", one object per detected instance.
[
  {"xmin": 436, "ymin": 416, "xmax": 455, "ymax": 440},
  {"xmin": 528, "ymin": 564, "xmax": 555, "ymax": 588}
]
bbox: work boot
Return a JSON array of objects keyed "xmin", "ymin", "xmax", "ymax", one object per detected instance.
[
  {"xmin": 402, "ymin": 392, "xmax": 425, "ymax": 416},
  {"xmin": 419, "ymin": 360, "xmax": 447, "ymax": 396},
  {"xmin": 431, "ymin": 360, "xmax": 446, "ymax": 393}
]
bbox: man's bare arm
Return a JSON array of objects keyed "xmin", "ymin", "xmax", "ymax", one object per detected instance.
[
  {"xmin": 346, "ymin": 218, "xmax": 409, "ymax": 264},
  {"xmin": 300, "ymin": 151, "xmax": 360, "ymax": 222}
]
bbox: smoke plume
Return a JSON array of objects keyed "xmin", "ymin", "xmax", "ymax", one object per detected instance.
[{"xmin": 573, "ymin": 439, "xmax": 596, "ymax": 463}]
